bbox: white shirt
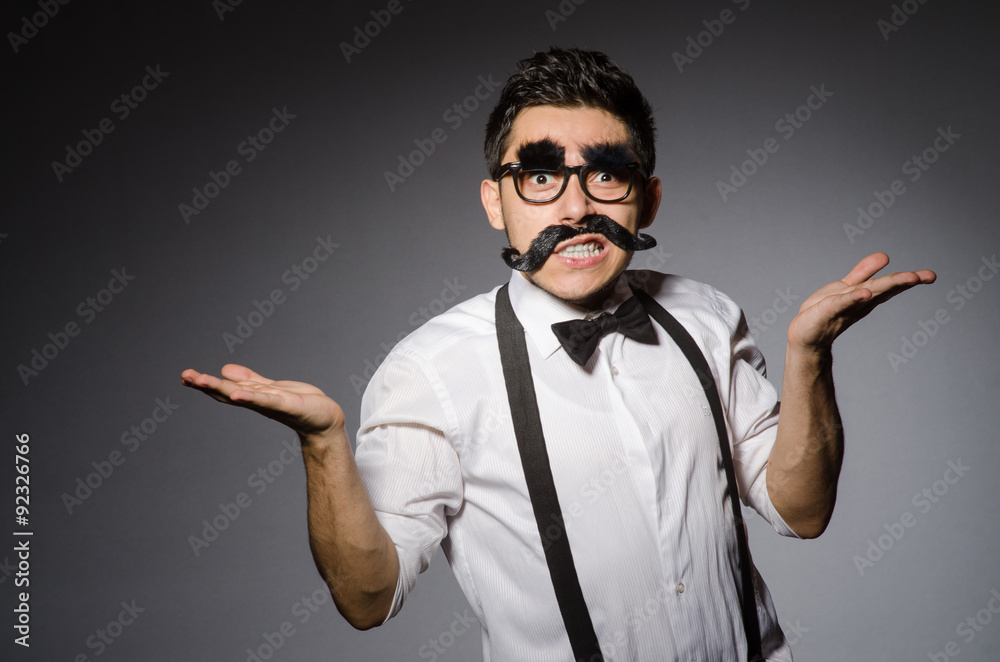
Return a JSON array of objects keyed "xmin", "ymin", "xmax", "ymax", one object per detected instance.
[{"xmin": 356, "ymin": 270, "xmax": 799, "ymax": 662}]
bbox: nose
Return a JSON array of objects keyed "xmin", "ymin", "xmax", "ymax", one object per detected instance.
[{"xmin": 556, "ymin": 168, "xmax": 594, "ymax": 224}]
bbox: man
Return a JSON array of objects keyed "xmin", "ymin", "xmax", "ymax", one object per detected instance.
[{"xmin": 182, "ymin": 48, "xmax": 934, "ymax": 660}]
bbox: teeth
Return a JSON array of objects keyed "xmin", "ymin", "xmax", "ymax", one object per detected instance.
[{"xmin": 557, "ymin": 241, "xmax": 602, "ymax": 258}]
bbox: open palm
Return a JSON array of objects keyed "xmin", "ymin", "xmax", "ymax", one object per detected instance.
[
  {"xmin": 180, "ymin": 364, "xmax": 344, "ymax": 435},
  {"xmin": 787, "ymin": 252, "xmax": 936, "ymax": 349}
]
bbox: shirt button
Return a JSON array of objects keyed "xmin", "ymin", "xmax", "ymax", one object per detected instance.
[
  {"xmin": 676, "ymin": 582, "xmax": 685, "ymax": 594},
  {"xmin": 610, "ymin": 365, "xmax": 620, "ymax": 376}
]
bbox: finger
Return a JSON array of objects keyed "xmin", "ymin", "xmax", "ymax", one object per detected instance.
[
  {"xmin": 860, "ymin": 269, "xmax": 936, "ymax": 299},
  {"xmin": 181, "ymin": 370, "xmax": 239, "ymax": 396},
  {"xmin": 841, "ymin": 252, "xmax": 890, "ymax": 286},
  {"xmin": 863, "ymin": 276, "xmax": 932, "ymax": 311},
  {"xmin": 181, "ymin": 368, "xmax": 222, "ymax": 390},
  {"xmin": 825, "ymin": 274, "xmax": 926, "ymax": 324},
  {"xmin": 180, "ymin": 368, "xmax": 203, "ymax": 384},
  {"xmin": 219, "ymin": 363, "xmax": 275, "ymax": 385}
]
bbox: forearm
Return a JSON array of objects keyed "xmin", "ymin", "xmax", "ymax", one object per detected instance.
[
  {"xmin": 767, "ymin": 345, "xmax": 844, "ymax": 538},
  {"xmin": 299, "ymin": 427, "xmax": 399, "ymax": 630}
]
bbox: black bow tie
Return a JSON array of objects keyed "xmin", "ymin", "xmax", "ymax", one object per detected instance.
[{"xmin": 551, "ymin": 296, "xmax": 656, "ymax": 366}]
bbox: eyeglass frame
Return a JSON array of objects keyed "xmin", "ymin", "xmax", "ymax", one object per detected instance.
[{"xmin": 494, "ymin": 161, "xmax": 647, "ymax": 204}]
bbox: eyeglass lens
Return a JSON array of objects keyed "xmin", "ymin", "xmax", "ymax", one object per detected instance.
[{"xmin": 516, "ymin": 165, "xmax": 633, "ymax": 203}]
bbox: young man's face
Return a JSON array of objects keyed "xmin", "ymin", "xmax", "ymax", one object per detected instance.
[{"xmin": 481, "ymin": 105, "xmax": 661, "ymax": 308}]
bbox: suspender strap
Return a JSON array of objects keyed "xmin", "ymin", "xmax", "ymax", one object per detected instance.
[
  {"xmin": 495, "ymin": 282, "xmax": 764, "ymax": 662},
  {"xmin": 495, "ymin": 283, "xmax": 604, "ymax": 662},
  {"xmin": 632, "ymin": 288, "xmax": 763, "ymax": 662}
]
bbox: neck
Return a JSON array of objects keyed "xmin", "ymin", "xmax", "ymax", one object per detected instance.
[{"xmin": 519, "ymin": 270, "xmax": 631, "ymax": 312}]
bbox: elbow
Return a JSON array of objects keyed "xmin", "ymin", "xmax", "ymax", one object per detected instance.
[
  {"xmin": 766, "ymin": 470, "xmax": 839, "ymax": 539},
  {"xmin": 338, "ymin": 601, "xmax": 387, "ymax": 631},
  {"xmin": 346, "ymin": 613, "xmax": 384, "ymax": 631},
  {"xmin": 333, "ymin": 585, "xmax": 395, "ymax": 631},
  {"xmin": 789, "ymin": 515, "xmax": 831, "ymax": 539},
  {"xmin": 783, "ymin": 501, "xmax": 836, "ymax": 539}
]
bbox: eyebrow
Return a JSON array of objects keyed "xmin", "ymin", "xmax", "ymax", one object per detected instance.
[
  {"xmin": 582, "ymin": 142, "xmax": 635, "ymax": 171},
  {"xmin": 515, "ymin": 139, "xmax": 565, "ymax": 170}
]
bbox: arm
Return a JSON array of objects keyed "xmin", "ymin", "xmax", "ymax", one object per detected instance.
[
  {"xmin": 180, "ymin": 364, "xmax": 397, "ymax": 630},
  {"xmin": 766, "ymin": 253, "xmax": 936, "ymax": 538}
]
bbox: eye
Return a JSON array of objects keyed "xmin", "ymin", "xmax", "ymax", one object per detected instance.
[
  {"xmin": 587, "ymin": 168, "xmax": 628, "ymax": 187},
  {"xmin": 519, "ymin": 170, "xmax": 560, "ymax": 191}
]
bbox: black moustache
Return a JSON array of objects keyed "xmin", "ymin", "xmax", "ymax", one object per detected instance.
[{"xmin": 501, "ymin": 215, "xmax": 657, "ymax": 272}]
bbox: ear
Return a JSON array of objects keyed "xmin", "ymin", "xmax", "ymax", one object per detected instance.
[
  {"xmin": 481, "ymin": 178, "xmax": 506, "ymax": 231},
  {"xmin": 638, "ymin": 176, "xmax": 661, "ymax": 230}
]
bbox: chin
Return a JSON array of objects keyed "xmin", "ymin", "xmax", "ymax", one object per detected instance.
[{"xmin": 530, "ymin": 272, "xmax": 621, "ymax": 308}]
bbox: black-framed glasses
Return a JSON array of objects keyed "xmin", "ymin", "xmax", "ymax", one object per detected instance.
[{"xmin": 495, "ymin": 162, "xmax": 645, "ymax": 204}]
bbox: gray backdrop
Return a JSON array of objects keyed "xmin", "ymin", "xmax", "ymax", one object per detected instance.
[{"xmin": 4, "ymin": 0, "xmax": 999, "ymax": 660}]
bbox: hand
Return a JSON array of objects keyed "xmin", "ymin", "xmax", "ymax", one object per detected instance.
[
  {"xmin": 180, "ymin": 364, "xmax": 344, "ymax": 437},
  {"xmin": 787, "ymin": 252, "xmax": 936, "ymax": 350}
]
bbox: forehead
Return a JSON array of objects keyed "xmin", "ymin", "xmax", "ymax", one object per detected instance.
[{"xmin": 504, "ymin": 105, "xmax": 629, "ymax": 161}]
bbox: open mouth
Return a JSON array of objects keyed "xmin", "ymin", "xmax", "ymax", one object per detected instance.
[{"xmin": 554, "ymin": 235, "xmax": 607, "ymax": 259}]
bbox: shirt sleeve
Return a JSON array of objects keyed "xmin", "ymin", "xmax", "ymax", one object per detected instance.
[
  {"xmin": 710, "ymin": 288, "xmax": 801, "ymax": 539},
  {"xmin": 355, "ymin": 348, "xmax": 465, "ymax": 621}
]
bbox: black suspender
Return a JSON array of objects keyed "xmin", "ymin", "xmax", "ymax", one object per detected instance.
[
  {"xmin": 495, "ymin": 283, "xmax": 764, "ymax": 662},
  {"xmin": 496, "ymin": 284, "xmax": 605, "ymax": 662}
]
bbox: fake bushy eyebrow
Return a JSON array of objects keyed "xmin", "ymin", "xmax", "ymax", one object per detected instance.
[
  {"xmin": 516, "ymin": 139, "xmax": 565, "ymax": 170},
  {"xmin": 582, "ymin": 142, "xmax": 634, "ymax": 171}
]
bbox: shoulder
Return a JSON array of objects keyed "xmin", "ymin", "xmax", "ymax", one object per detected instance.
[
  {"xmin": 628, "ymin": 269, "xmax": 743, "ymax": 331},
  {"xmin": 358, "ymin": 284, "xmax": 502, "ymax": 433},
  {"xmin": 629, "ymin": 270, "xmax": 771, "ymax": 379}
]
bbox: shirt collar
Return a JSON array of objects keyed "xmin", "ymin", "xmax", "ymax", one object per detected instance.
[{"xmin": 507, "ymin": 270, "xmax": 634, "ymax": 360}]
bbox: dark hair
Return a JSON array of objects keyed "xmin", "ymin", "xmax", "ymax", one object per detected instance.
[{"xmin": 484, "ymin": 48, "xmax": 656, "ymax": 179}]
